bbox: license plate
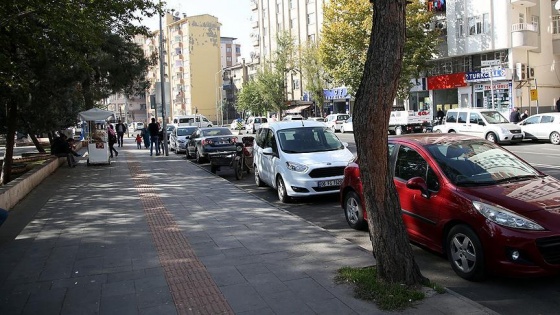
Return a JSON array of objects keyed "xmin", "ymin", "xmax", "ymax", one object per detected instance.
[
  {"xmin": 513, "ymin": 135, "xmax": 522, "ymax": 139},
  {"xmin": 318, "ymin": 179, "xmax": 343, "ymax": 187}
]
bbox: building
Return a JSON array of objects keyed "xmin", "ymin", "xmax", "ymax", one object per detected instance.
[
  {"xmin": 220, "ymin": 37, "xmax": 241, "ymax": 69},
  {"xmin": 144, "ymin": 13, "xmax": 221, "ymax": 124},
  {"xmin": 411, "ymin": 0, "xmax": 560, "ymax": 118},
  {"xmin": 250, "ymin": 0, "xmax": 325, "ymax": 114}
]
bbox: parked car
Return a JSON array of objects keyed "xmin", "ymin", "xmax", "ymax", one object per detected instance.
[
  {"xmin": 172, "ymin": 115, "xmax": 213, "ymax": 127},
  {"xmin": 307, "ymin": 117, "xmax": 325, "ymax": 122},
  {"xmin": 169, "ymin": 126, "xmax": 198, "ymax": 153},
  {"xmin": 340, "ymin": 133, "xmax": 560, "ymax": 280},
  {"xmin": 340, "ymin": 117, "xmax": 353, "ymax": 133},
  {"xmin": 253, "ymin": 120, "xmax": 354, "ymax": 203},
  {"xmin": 518, "ymin": 112, "xmax": 560, "ymax": 145},
  {"xmin": 433, "ymin": 108, "xmax": 523, "ymax": 144},
  {"xmin": 245, "ymin": 116, "xmax": 268, "ymax": 134},
  {"xmin": 230, "ymin": 118, "xmax": 245, "ymax": 130},
  {"xmin": 186, "ymin": 127, "xmax": 238, "ymax": 163},
  {"xmin": 325, "ymin": 114, "xmax": 350, "ymax": 132},
  {"xmin": 165, "ymin": 124, "xmax": 176, "ymax": 143}
]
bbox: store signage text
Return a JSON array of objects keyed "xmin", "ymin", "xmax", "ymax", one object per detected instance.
[{"xmin": 465, "ymin": 69, "xmax": 506, "ymax": 82}]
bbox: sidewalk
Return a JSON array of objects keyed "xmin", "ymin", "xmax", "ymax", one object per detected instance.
[{"xmin": 0, "ymin": 141, "xmax": 498, "ymax": 315}]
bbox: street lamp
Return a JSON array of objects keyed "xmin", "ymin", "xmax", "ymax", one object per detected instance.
[
  {"xmin": 215, "ymin": 69, "xmax": 224, "ymax": 125},
  {"xmin": 159, "ymin": 5, "xmax": 169, "ymax": 156}
]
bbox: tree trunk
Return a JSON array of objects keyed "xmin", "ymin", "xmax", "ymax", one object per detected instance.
[
  {"xmin": 29, "ymin": 134, "xmax": 46, "ymax": 153},
  {"xmin": 353, "ymin": 0, "xmax": 427, "ymax": 286},
  {"xmin": 1, "ymin": 99, "xmax": 18, "ymax": 185}
]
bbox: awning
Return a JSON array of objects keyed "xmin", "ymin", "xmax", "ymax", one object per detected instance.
[
  {"xmin": 285, "ymin": 104, "xmax": 311, "ymax": 114},
  {"xmin": 78, "ymin": 108, "xmax": 116, "ymax": 121}
]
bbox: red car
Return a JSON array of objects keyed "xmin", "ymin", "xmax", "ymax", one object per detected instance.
[{"xmin": 340, "ymin": 133, "xmax": 560, "ymax": 281}]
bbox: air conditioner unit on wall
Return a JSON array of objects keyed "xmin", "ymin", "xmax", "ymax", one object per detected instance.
[{"xmin": 515, "ymin": 63, "xmax": 526, "ymax": 81}]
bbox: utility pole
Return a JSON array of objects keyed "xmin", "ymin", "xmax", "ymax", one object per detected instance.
[{"xmin": 159, "ymin": 7, "xmax": 169, "ymax": 156}]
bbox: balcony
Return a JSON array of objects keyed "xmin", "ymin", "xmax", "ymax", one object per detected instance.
[
  {"xmin": 251, "ymin": 0, "xmax": 257, "ymax": 10},
  {"xmin": 511, "ymin": 23, "xmax": 539, "ymax": 50},
  {"xmin": 252, "ymin": 20, "xmax": 259, "ymax": 29},
  {"xmin": 252, "ymin": 37, "xmax": 260, "ymax": 46},
  {"xmin": 510, "ymin": 0, "xmax": 537, "ymax": 7}
]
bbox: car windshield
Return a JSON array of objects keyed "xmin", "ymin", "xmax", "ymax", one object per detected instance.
[
  {"xmin": 480, "ymin": 111, "xmax": 509, "ymax": 124},
  {"xmin": 277, "ymin": 127, "xmax": 344, "ymax": 153},
  {"xmin": 177, "ymin": 127, "xmax": 196, "ymax": 136},
  {"xmin": 201, "ymin": 128, "xmax": 232, "ymax": 137},
  {"xmin": 426, "ymin": 140, "xmax": 542, "ymax": 186}
]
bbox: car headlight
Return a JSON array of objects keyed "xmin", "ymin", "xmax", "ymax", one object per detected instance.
[
  {"xmin": 178, "ymin": 139, "xmax": 185, "ymax": 143},
  {"xmin": 498, "ymin": 126, "xmax": 509, "ymax": 133},
  {"xmin": 473, "ymin": 201, "xmax": 544, "ymax": 230},
  {"xmin": 286, "ymin": 161, "xmax": 308, "ymax": 173}
]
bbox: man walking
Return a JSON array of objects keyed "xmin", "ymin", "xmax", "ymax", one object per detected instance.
[
  {"xmin": 115, "ymin": 119, "xmax": 126, "ymax": 147},
  {"xmin": 509, "ymin": 107, "xmax": 521, "ymax": 123},
  {"xmin": 556, "ymin": 98, "xmax": 560, "ymax": 112},
  {"xmin": 148, "ymin": 118, "xmax": 160, "ymax": 156}
]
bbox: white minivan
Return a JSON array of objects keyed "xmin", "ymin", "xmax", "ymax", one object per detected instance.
[
  {"xmin": 433, "ymin": 108, "xmax": 523, "ymax": 144},
  {"xmin": 172, "ymin": 115, "xmax": 213, "ymax": 127},
  {"xmin": 253, "ymin": 120, "xmax": 354, "ymax": 203}
]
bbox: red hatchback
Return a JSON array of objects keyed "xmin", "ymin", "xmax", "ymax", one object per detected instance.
[{"xmin": 340, "ymin": 133, "xmax": 560, "ymax": 281}]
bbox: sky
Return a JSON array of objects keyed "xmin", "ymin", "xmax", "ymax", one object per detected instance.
[{"xmin": 141, "ymin": 0, "xmax": 253, "ymax": 59}]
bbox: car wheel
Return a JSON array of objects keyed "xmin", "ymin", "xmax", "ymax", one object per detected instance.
[
  {"xmin": 435, "ymin": 129, "xmax": 442, "ymax": 133},
  {"xmin": 550, "ymin": 131, "xmax": 560, "ymax": 145},
  {"xmin": 276, "ymin": 176, "xmax": 291, "ymax": 203},
  {"xmin": 340, "ymin": 126, "xmax": 345, "ymax": 133},
  {"xmin": 395, "ymin": 126, "xmax": 403, "ymax": 135},
  {"xmin": 448, "ymin": 130, "xmax": 456, "ymax": 134},
  {"xmin": 195, "ymin": 149, "xmax": 204, "ymax": 164},
  {"xmin": 234, "ymin": 157, "xmax": 243, "ymax": 180},
  {"xmin": 343, "ymin": 191, "xmax": 367, "ymax": 230},
  {"xmin": 185, "ymin": 149, "xmax": 192, "ymax": 159},
  {"xmin": 254, "ymin": 166, "xmax": 266, "ymax": 187},
  {"xmin": 331, "ymin": 125, "xmax": 336, "ymax": 133},
  {"xmin": 485, "ymin": 132, "xmax": 497, "ymax": 143},
  {"xmin": 446, "ymin": 225, "xmax": 485, "ymax": 281}
]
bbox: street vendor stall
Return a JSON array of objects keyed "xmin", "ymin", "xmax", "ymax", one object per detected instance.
[{"xmin": 78, "ymin": 108, "xmax": 115, "ymax": 166}]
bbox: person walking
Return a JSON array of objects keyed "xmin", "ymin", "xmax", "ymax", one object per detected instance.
[
  {"xmin": 115, "ymin": 119, "xmax": 126, "ymax": 147},
  {"xmin": 108, "ymin": 124, "xmax": 119, "ymax": 158},
  {"xmin": 556, "ymin": 98, "xmax": 560, "ymax": 112},
  {"xmin": 135, "ymin": 134, "xmax": 142, "ymax": 149},
  {"xmin": 142, "ymin": 124, "xmax": 150, "ymax": 149},
  {"xmin": 148, "ymin": 118, "xmax": 160, "ymax": 156},
  {"xmin": 509, "ymin": 107, "xmax": 521, "ymax": 123},
  {"xmin": 520, "ymin": 109, "xmax": 529, "ymax": 121}
]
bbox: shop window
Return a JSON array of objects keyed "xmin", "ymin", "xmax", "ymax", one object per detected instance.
[{"xmin": 553, "ymin": 16, "xmax": 560, "ymax": 34}]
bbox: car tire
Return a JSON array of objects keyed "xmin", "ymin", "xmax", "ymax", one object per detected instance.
[
  {"xmin": 343, "ymin": 191, "xmax": 367, "ymax": 230},
  {"xmin": 395, "ymin": 126, "xmax": 403, "ymax": 135},
  {"xmin": 185, "ymin": 149, "xmax": 192, "ymax": 159},
  {"xmin": 341, "ymin": 126, "xmax": 345, "ymax": 133},
  {"xmin": 485, "ymin": 132, "xmax": 497, "ymax": 143},
  {"xmin": 331, "ymin": 125, "xmax": 336, "ymax": 133},
  {"xmin": 435, "ymin": 129, "xmax": 442, "ymax": 133},
  {"xmin": 254, "ymin": 166, "xmax": 266, "ymax": 187},
  {"xmin": 276, "ymin": 176, "xmax": 291, "ymax": 203},
  {"xmin": 446, "ymin": 225, "xmax": 485, "ymax": 281},
  {"xmin": 550, "ymin": 131, "xmax": 560, "ymax": 145},
  {"xmin": 195, "ymin": 149, "xmax": 204, "ymax": 164}
]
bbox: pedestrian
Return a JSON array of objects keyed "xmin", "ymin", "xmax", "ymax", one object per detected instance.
[
  {"xmin": 158, "ymin": 124, "xmax": 165, "ymax": 153},
  {"xmin": 557, "ymin": 98, "xmax": 560, "ymax": 112},
  {"xmin": 51, "ymin": 134, "xmax": 80, "ymax": 167},
  {"xmin": 509, "ymin": 107, "xmax": 521, "ymax": 123},
  {"xmin": 436, "ymin": 108, "xmax": 445, "ymax": 124},
  {"xmin": 520, "ymin": 109, "xmax": 529, "ymax": 121},
  {"xmin": 107, "ymin": 124, "xmax": 119, "ymax": 158},
  {"xmin": 115, "ymin": 119, "xmax": 126, "ymax": 147},
  {"xmin": 148, "ymin": 118, "xmax": 160, "ymax": 156},
  {"xmin": 135, "ymin": 134, "xmax": 142, "ymax": 149},
  {"xmin": 142, "ymin": 124, "xmax": 150, "ymax": 149}
]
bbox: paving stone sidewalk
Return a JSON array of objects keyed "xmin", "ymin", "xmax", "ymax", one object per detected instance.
[{"xmin": 0, "ymin": 141, "xmax": 498, "ymax": 315}]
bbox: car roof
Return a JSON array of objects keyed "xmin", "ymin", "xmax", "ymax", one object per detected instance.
[
  {"xmin": 388, "ymin": 133, "xmax": 488, "ymax": 146},
  {"xmin": 531, "ymin": 112, "xmax": 560, "ymax": 116},
  {"xmin": 261, "ymin": 120, "xmax": 326, "ymax": 130},
  {"xmin": 447, "ymin": 108, "xmax": 499, "ymax": 112}
]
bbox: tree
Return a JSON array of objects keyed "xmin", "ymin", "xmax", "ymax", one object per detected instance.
[
  {"xmin": 320, "ymin": 0, "xmax": 439, "ymax": 97},
  {"xmin": 236, "ymin": 79, "xmax": 269, "ymax": 115},
  {"xmin": 353, "ymin": 0, "xmax": 427, "ymax": 285},
  {"xmin": 299, "ymin": 41, "xmax": 328, "ymax": 117}
]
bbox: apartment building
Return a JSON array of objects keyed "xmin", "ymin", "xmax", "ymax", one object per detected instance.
[
  {"xmin": 144, "ymin": 13, "xmax": 221, "ymax": 124},
  {"xmin": 220, "ymin": 37, "xmax": 242, "ymax": 69},
  {"xmin": 412, "ymin": 0, "xmax": 560, "ymax": 118},
  {"xmin": 250, "ymin": 0, "xmax": 326, "ymax": 114}
]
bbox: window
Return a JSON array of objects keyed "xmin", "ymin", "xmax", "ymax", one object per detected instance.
[
  {"xmin": 307, "ymin": 12, "xmax": 315, "ymax": 25},
  {"xmin": 289, "ymin": 0, "xmax": 295, "ymax": 9},
  {"xmin": 290, "ymin": 17, "xmax": 296, "ymax": 29},
  {"xmin": 469, "ymin": 113, "xmax": 481, "ymax": 124},
  {"xmin": 457, "ymin": 112, "xmax": 467, "ymax": 123},
  {"xmin": 483, "ymin": 13, "xmax": 490, "ymax": 34},
  {"xmin": 553, "ymin": 15, "xmax": 560, "ymax": 34},
  {"xmin": 524, "ymin": 116, "xmax": 540, "ymax": 125},
  {"xmin": 519, "ymin": 13, "xmax": 525, "ymax": 24},
  {"xmin": 308, "ymin": 34, "xmax": 315, "ymax": 42},
  {"xmin": 226, "ymin": 47, "xmax": 231, "ymax": 53},
  {"xmin": 395, "ymin": 146, "xmax": 439, "ymax": 191},
  {"xmin": 446, "ymin": 111, "xmax": 458, "ymax": 123},
  {"xmin": 456, "ymin": 18, "xmax": 464, "ymax": 38},
  {"xmin": 469, "ymin": 16, "xmax": 482, "ymax": 35},
  {"xmin": 292, "ymin": 78, "xmax": 300, "ymax": 90},
  {"xmin": 226, "ymin": 56, "xmax": 232, "ymax": 62},
  {"xmin": 541, "ymin": 115, "xmax": 554, "ymax": 123},
  {"xmin": 532, "ymin": 15, "xmax": 539, "ymax": 33}
]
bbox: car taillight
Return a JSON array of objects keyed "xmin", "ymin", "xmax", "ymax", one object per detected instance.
[
  {"xmin": 231, "ymin": 137, "xmax": 238, "ymax": 143},
  {"xmin": 202, "ymin": 139, "xmax": 212, "ymax": 145}
]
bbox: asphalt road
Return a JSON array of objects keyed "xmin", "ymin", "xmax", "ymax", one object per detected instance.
[{"xmin": 195, "ymin": 131, "xmax": 560, "ymax": 315}]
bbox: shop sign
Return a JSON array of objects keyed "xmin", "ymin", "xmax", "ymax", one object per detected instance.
[
  {"xmin": 323, "ymin": 87, "xmax": 351, "ymax": 100},
  {"xmin": 465, "ymin": 69, "xmax": 506, "ymax": 82},
  {"xmin": 427, "ymin": 72, "xmax": 467, "ymax": 90}
]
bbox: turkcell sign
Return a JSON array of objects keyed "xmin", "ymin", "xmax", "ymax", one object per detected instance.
[{"xmin": 465, "ymin": 69, "xmax": 506, "ymax": 82}]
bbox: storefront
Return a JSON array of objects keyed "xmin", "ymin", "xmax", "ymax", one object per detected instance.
[
  {"xmin": 465, "ymin": 68, "xmax": 512, "ymax": 116},
  {"xmin": 408, "ymin": 78, "xmax": 431, "ymax": 116},
  {"xmin": 323, "ymin": 87, "xmax": 351, "ymax": 115}
]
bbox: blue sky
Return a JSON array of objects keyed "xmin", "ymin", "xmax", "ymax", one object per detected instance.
[{"xmin": 142, "ymin": 0, "xmax": 253, "ymax": 58}]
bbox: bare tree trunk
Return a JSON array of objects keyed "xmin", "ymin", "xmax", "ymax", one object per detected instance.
[
  {"xmin": 353, "ymin": 0, "xmax": 427, "ymax": 286},
  {"xmin": 1, "ymin": 99, "xmax": 18, "ymax": 185},
  {"xmin": 29, "ymin": 134, "xmax": 46, "ymax": 153}
]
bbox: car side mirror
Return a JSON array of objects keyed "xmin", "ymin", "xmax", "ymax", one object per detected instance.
[
  {"xmin": 406, "ymin": 177, "xmax": 430, "ymax": 198},
  {"xmin": 262, "ymin": 147, "xmax": 273, "ymax": 156},
  {"xmin": 478, "ymin": 121, "xmax": 485, "ymax": 126}
]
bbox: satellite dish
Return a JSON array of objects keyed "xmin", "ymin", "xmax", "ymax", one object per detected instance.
[{"xmin": 556, "ymin": 0, "xmax": 560, "ymax": 11}]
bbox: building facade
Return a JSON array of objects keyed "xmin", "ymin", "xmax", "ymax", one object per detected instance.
[
  {"xmin": 220, "ymin": 37, "xmax": 241, "ymax": 69},
  {"xmin": 144, "ymin": 13, "xmax": 221, "ymax": 124}
]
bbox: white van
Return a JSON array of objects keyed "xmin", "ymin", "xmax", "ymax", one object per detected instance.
[
  {"xmin": 245, "ymin": 116, "xmax": 268, "ymax": 133},
  {"xmin": 433, "ymin": 108, "xmax": 523, "ymax": 144},
  {"xmin": 172, "ymin": 115, "xmax": 213, "ymax": 127}
]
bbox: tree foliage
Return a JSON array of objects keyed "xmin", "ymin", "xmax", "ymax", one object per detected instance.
[
  {"xmin": 299, "ymin": 41, "xmax": 328, "ymax": 117},
  {"xmin": 320, "ymin": 0, "xmax": 440, "ymax": 98},
  {"xmin": 353, "ymin": 0, "xmax": 427, "ymax": 285}
]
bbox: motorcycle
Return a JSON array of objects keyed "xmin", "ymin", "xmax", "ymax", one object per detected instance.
[{"xmin": 233, "ymin": 136, "xmax": 254, "ymax": 180}]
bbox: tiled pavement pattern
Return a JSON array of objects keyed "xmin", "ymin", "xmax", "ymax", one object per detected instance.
[{"xmin": 0, "ymin": 141, "xmax": 497, "ymax": 315}]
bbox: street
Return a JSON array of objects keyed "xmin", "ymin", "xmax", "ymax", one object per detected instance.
[{"xmin": 195, "ymin": 131, "xmax": 560, "ymax": 315}]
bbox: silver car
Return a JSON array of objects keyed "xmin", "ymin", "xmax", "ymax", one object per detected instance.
[
  {"xmin": 518, "ymin": 112, "xmax": 560, "ymax": 145},
  {"xmin": 169, "ymin": 126, "xmax": 198, "ymax": 153}
]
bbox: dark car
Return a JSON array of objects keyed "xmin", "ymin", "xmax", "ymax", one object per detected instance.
[
  {"xmin": 186, "ymin": 127, "xmax": 238, "ymax": 163},
  {"xmin": 340, "ymin": 133, "xmax": 560, "ymax": 281}
]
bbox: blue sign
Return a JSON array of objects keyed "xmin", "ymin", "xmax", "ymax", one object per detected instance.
[
  {"xmin": 323, "ymin": 87, "xmax": 351, "ymax": 100},
  {"xmin": 465, "ymin": 69, "xmax": 506, "ymax": 82}
]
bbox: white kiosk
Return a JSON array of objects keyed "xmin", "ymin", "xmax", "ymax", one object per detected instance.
[{"xmin": 78, "ymin": 108, "xmax": 115, "ymax": 166}]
